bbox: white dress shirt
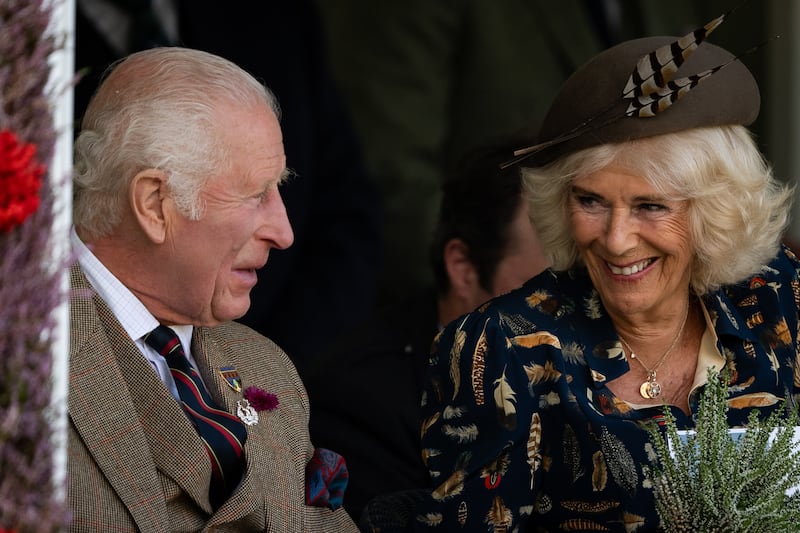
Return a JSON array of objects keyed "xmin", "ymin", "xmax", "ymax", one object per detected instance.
[{"xmin": 71, "ymin": 228, "xmax": 201, "ymax": 401}]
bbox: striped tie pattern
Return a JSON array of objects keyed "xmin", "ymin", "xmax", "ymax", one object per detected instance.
[{"xmin": 144, "ymin": 325, "xmax": 247, "ymax": 509}]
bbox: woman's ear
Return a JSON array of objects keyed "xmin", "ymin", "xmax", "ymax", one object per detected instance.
[
  {"xmin": 130, "ymin": 169, "xmax": 169, "ymax": 244},
  {"xmin": 443, "ymin": 238, "xmax": 479, "ymax": 299}
]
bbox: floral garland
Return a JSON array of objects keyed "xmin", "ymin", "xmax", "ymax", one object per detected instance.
[
  {"xmin": 0, "ymin": 130, "xmax": 45, "ymax": 232},
  {"xmin": 0, "ymin": 0, "xmax": 70, "ymax": 531}
]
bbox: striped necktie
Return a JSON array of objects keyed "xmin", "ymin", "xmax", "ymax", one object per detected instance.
[{"xmin": 144, "ymin": 325, "xmax": 247, "ymax": 509}]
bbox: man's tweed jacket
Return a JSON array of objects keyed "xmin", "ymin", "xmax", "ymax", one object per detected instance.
[{"xmin": 67, "ymin": 265, "xmax": 358, "ymax": 532}]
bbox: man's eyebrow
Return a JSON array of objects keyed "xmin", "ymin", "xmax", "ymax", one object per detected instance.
[{"xmin": 278, "ymin": 168, "xmax": 295, "ymax": 185}]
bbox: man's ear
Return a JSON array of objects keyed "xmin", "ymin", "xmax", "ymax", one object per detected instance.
[
  {"xmin": 443, "ymin": 238, "xmax": 479, "ymax": 299},
  {"xmin": 130, "ymin": 169, "xmax": 169, "ymax": 243}
]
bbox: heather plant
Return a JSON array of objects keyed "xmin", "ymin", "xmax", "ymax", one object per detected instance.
[
  {"xmin": 0, "ymin": 0, "xmax": 71, "ymax": 531},
  {"xmin": 646, "ymin": 369, "xmax": 800, "ymax": 532}
]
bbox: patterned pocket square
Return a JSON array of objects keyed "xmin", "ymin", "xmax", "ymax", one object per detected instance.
[{"xmin": 306, "ymin": 448, "xmax": 349, "ymax": 510}]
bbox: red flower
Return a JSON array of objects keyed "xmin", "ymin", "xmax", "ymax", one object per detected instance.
[
  {"xmin": 0, "ymin": 129, "xmax": 45, "ymax": 232},
  {"xmin": 243, "ymin": 386, "xmax": 279, "ymax": 412}
]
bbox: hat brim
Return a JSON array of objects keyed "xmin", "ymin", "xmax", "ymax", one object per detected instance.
[{"xmin": 525, "ymin": 36, "xmax": 760, "ymax": 166}]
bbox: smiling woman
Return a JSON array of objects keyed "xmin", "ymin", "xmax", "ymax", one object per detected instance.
[
  {"xmin": 528, "ymin": 125, "xmax": 788, "ymax": 297},
  {"xmin": 409, "ymin": 15, "xmax": 800, "ymax": 533}
]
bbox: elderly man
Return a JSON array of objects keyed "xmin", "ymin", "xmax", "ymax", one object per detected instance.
[{"xmin": 68, "ymin": 47, "xmax": 357, "ymax": 532}]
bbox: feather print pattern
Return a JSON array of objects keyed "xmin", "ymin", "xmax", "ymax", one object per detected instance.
[
  {"xmin": 594, "ymin": 340, "xmax": 625, "ymax": 360},
  {"xmin": 768, "ymin": 281, "xmax": 782, "ymax": 295},
  {"xmin": 717, "ymin": 295, "xmax": 739, "ymax": 329},
  {"xmin": 561, "ymin": 341, "xmax": 586, "ymax": 365},
  {"xmin": 563, "ymin": 424, "xmax": 584, "ymax": 483},
  {"xmin": 766, "ymin": 348, "xmax": 780, "ymax": 382},
  {"xmin": 584, "ymin": 290, "xmax": 603, "ymax": 319},
  {"xmin": 611, "ymin": 395, "xmax": 632, "ymax": 415},
  {"xmin": 560, "ymin": 500, "xmax": 620, "ymax": 513},
  {"xmin": 743, "ymin": 340, "xmax": 756, "ymax": 359},
  {"xmin": 493, "ymin": 366, "xmax": 518, "ymax": 430},
  {"xmin": 559, "ymin": 518, "xmax": 610, "ymax": 531},
  {"xmin": 450, "ymin": 316, "xmax": 469, "ymax": 400},
  {"xmin": 481, "ymin": 449, "xmax": 511, "ymax": 481},
  {"xmin": 524, "ymin": 360, "xmax": 562, "ymax": 384},
  {"xmin": 420, "ymin": 412, "xmax": 440, "ymax": 439},
  {"xmin": 774, "ymin": 317, "xmax": 792, "ymax": 346},
  {"xmin": 443, "ymin": 423, "xmax": 479, "ymax": 443},
  {"xmin": 457, "ymin": 501, "xmax": 468, "ymax": 527},
  {"xmin": 727, "ymin": 375, "xmax": 755, "ymax": 393},
  {"xmin": 527, "ymin": 413, "xmax": 542, "ymax": 488},
  {"xmin": 472, "ymin": 319, "xmax": 489, "ymax": 406},
  {"xmin": 512, "ymin": 331, "xmax": 561, "ymax": 349},
  {"xmin": 443, "ymin": 405, "xmax": 465, "ymax": 419},
  {"xmin": 413, "ymin": 247, "xmax": 800, "ymax": 530},
  {"xmin": 746, "ymin": 312, "xmax": 764, "ymax": 328},
  {"xmin": 421, "ymin": 448, "xmax": 441, "ymax": 465},
  {"xmin": 793, "ymin": 278, "xmax": 800, "ymax": 308},
  {"xmin": 727, "ymin": 391, "xmax": 782, "ymax": 409},
  {"xmin": 738, "ymin": 294, "xmax": 758, "ymax": 307},
  {"xmin": 795, "ymin": 351, "xmax": 800, "ymax": 388},
  {"xmin": 525, "ymin": 289, "xmax": 550, "ymax": 308},
  {"xmin": 486, "ymin": 496, "xmax": 512, "ymax": 533},
  {"xmin": 415, "ymin": 513, "xmax": 443, "ymax": 526},
  {"xmin": 590, "ymin": 369, "xmax": 606, "ymax": 383},
  {"xmin": 498, "ymin": 311, "xmax": 538, "ymax": 336},
  {"xmin": 623, "ymin": 512, "xmax": 646, "ymax": 532},
  {"xmin": 539, "ymin": 391, "xmax": 561, "ymax": 408},
  {"xmin": 599, "ymin": 427, "xmax": 638, "ymax": 496},
  {"xmin": 536, "ymin": 494, "xmax": 552, "ymax": 514},
  {"xmin": 591, "ymin": 450, "xmax": 607, "ymax": 491},
  {"xmin": 431, "ymin": 469, "xmax": 466, "ymax": 500}
]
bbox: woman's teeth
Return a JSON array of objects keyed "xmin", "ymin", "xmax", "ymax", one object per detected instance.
[{"xmin": 608, "ymin": 259, "xmax": 652, "ymax": 276}]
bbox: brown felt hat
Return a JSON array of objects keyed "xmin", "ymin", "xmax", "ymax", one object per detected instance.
[{"xmin": 519, "ymin": 36, "xmax": 760, "ymax": 166}]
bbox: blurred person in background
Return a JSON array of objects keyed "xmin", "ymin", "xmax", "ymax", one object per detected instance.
[{"xmin": 305, "ymin": 140, "xmax": 550, "ymax": 522}]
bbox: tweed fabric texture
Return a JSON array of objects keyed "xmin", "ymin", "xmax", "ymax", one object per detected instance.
[
  {"xmin": 144, "ymin": 324, "xmax": 247, "ymax": 509},
  {"xmin": 67, "ymin": 264, "xmax": 358, "ymax": 532}
]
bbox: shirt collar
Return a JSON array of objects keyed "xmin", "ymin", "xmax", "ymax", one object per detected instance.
[{"xmin": 71, "ymin": 228, "xmax": 193, "ymax": 343}]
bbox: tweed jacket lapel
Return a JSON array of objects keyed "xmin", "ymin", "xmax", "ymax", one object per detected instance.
[
  {"xmin": 115, "ymin": 328, "xmax": 215, "ymax": 514},
  {"xmin": 191, "ymin": 328, "xmax": 244, "ymax": 419},
  {"xmin": 70, "ymin": 266, "xmax": 359, "ymax": 531},
  {"xmin": 70, "ymin": 265, "xmax": 217, "ymax": 520},
  {"xmin": 69, "ymin": 266, "xmax": 171, "ymax": 531},
  {"xmin": 191, "ymin": 328, "xmax": 260, "ymax": 523},
  {"xmin": 194, "ymin": 326, "xmax": 307, "ymax": 529}
]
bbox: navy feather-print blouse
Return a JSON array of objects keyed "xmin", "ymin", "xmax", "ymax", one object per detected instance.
[{"xmin": 412, "ymin": 246, "xmax": 800, "ymax": 532}]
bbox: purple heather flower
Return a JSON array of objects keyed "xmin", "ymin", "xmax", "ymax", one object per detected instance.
[
  {"xmin": 0, "ymin": 0, "xmax": 71, "ymax": 530},
  {"xmin": 243, "ymin": 386, "xmax": 279, "ymax": 412}
]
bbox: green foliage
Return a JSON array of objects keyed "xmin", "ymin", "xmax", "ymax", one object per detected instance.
[{"xmin": 646, "ymin": 369, "xmax": 800, "ymax": 532}]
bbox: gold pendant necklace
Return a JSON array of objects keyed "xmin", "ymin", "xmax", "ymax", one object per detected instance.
[{"xmin": 618, "ymin": 303, "xmax": 690, "ymax": 399}]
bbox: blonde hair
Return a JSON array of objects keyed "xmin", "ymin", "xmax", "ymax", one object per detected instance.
[{"xmin": 522, "ymin": 125, "xmax": 793, "ymax": 295}]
